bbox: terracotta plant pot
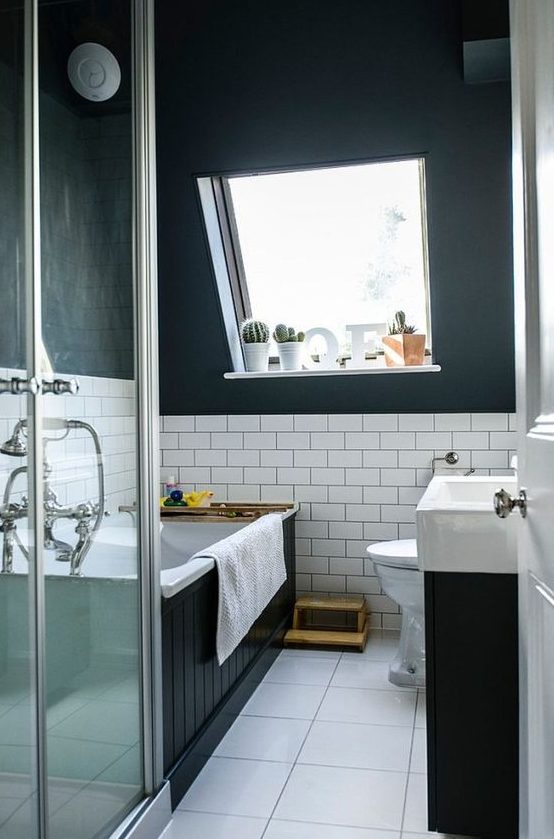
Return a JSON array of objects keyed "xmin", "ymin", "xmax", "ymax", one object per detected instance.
[{"xmin": 382, "ymin": 333, "xmax": 426, "ymax": 366}]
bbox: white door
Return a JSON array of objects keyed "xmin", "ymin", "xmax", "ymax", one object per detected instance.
[{"xmin": 510, "ymin": 1, "xmax": 554, "ymax": 836}]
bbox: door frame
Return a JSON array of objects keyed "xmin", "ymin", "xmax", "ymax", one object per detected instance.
[{"xmin": 510, "ymin": 1, "xmax": 553, "ymax": 836}]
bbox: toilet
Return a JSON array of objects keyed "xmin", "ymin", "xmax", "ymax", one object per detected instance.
[{"xmin": 367, "ymin": 539, "xmax": 425, "ymax": 688}]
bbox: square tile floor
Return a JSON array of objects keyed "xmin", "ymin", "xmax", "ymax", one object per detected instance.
[
  {"xmin": 164, "ymin": 631, "xmax": 472, "ymax": 839},
  {"xmin": 0, "ymin": 660, "xmax": 142, "ymax": 839}
]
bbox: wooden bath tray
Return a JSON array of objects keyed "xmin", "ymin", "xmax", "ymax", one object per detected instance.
[
  {"xmin": 160, "ymin": 502, "xmax": 295, "ymax": 520},
  {"xmin": 284, "ymin": 594, "xmax": 369, "ymax": 651}
]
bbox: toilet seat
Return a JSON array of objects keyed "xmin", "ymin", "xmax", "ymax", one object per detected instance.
[{"xmin": 367, "ymin": 538, "xmax": 418, "ymax": 570}]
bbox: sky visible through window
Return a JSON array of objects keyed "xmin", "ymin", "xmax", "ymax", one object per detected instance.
[{"xmin": 228, "ymin": 158, "xmax": 430, "ymax": 355}]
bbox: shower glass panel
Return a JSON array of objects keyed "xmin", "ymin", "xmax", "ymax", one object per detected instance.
[
  {"xmin": 0, "ymin": 5, "xmax": 39, "ymax": 838},
  {"xmin": 0, "ymin": 1, "xmax": 159, "ymax": 835},
  {"xmin": 38, "ymin": 1, "xmax": 143, "ymax": 837}
]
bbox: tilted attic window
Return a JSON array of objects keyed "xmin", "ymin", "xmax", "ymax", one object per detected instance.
[{"xmin": 198, "ymin": 157, "xmax": 435, "ymax": 376}]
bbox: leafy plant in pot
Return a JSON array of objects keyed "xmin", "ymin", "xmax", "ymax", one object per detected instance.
[
  {"xmin": 273, "ymin": 324, "xmax": 306, "ymax": 371},
  {"xmin": 241, "ymin": 319, "xmax": 270, "ymax": 372},
  {"xmin": 381, "ymin": 311, "xmax": 426, "ymax": 366}
]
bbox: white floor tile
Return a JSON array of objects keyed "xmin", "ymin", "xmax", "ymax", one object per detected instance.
[
  {"xmin": 318, "ymin": 687, "xmax": 417, "ymax": 727},
  {"xmin": 281, "ymin": 649, "xmax": 341, "ymax": 661},
  {"xmin": 0, "ymin": 705, "xmax": 34, "ymax": 746},
  {"xmin": 0, "ymin": 796, "xmax": 26, "ymax": 825},
  {"xmin": 331, "ymin": 660, "xmax": 415, "ymax": 693},
  {"xmin": 242, "ymin": 682, "xmax": 326, "ymax": 720},
  {"xmin": 47, "ymin": 792, "xmax": 131, "ymax": 839},
  {"xmin": 0, "ymin": 797, "xmax": 35, "ymax": 839},
  {"xmin": 342, "ymin": 630, "xmax": 400, "ymax": 662},
  {"xmin": 265, "ymin": 819, "xmax": 400, "ymax": 838},
  {"xmin": 402, "ymin": 773, "xmax": 429, "ymax": 833},
  {"xmin": 162, "ymin": 810, "xmax": 267, "ymax": 839},
  {"xmin": 414, "ymin": 693, "xmax": 426, "ymax": 729},
  {"xmin": 409, "ymin": 728, "xmax": 427, "ymax": 774},
  {"xmin": 214, "ymin": 715, "xmax": 310, "ymax": 762},
  {"xmin": 45, "ymin": 778, "xmax": 90, "ymax": 816},
  {"xmin": 274, "ymin": 764, "xmax": 406, "ymax": 830},
  {"xmin": 298, "ymin": 720, "xmax": 412, "ymax": 772},
  {"xmin": 177, "ymin": 756, "xmax": 291, "ymax": 818},
  {"xmin": 402, "ymin": 833, "xmax": 470, "ymax": 838},
  {"xmin": 0, "ymin": 774, "xmax": 36, "ymax": 799},
  {"xmin": 48, "ymin": 699, "xmax": 140, "ymax": 746},
  {"xmin": 264, "ymin": 656, "xmax": 337, "ymax": 687}
]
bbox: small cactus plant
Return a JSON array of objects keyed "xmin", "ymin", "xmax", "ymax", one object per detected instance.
[
  {"xmin": 273, "ymin": 323, "xmax": 305, "ymax": 343},
  {"xmin": 241, "ymin": 319, "xmax": 270, "ymax": 344},
  {"xmin": 388, "ymin": 310, "xmax": 417, "ymax": 335},
  {"xmin": 273, "ymin": 323, "xmax": 290, "ymax": 343}
]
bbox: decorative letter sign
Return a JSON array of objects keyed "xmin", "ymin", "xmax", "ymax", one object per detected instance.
[
  {"xmin": 303, "ymin": 327, "xmax": 340, "ymax": 370},
  {"xmin": 346, "ymin": 323, "xmax": 387, "ymax": 367}
]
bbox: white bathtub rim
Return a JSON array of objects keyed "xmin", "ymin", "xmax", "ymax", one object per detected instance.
[
  {"xmin": 161, "ymin": 556, "xmax": 215, "ymax": 598},
  {"xmin": 160, "ymin": 506, "xmax": 297, "ymax": 599}
]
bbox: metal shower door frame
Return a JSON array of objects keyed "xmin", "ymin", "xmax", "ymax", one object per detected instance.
[{"xmin": 19, "ymin": 0, "xmax": 164, "ymax": 835}]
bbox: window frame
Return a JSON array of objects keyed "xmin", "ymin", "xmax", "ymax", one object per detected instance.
[{"xmin": 197, "ymin": 155, "xmax": 433, "ymax": 373}]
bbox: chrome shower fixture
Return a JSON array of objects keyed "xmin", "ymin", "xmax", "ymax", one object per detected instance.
[
  {"xmin": 0, "ymin": 417, "xmax": 72, "ymax": 458},
  {"xmin": 0, "ymin": 421, "xmax": 27, "ymax": 457}
]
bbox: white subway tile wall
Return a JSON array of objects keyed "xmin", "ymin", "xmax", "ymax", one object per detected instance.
[
  {"xmin": 160, "ymin": 413, "xmax": 517, "ymax": 627},
  {"xmin": 1, "ymin": 368, "xmax": 136, "ymax": 513}
]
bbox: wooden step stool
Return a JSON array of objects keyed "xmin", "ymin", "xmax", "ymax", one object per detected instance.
[{"xmin": 284, "ymin": 594, "xmax": 369, "ymax": 651}]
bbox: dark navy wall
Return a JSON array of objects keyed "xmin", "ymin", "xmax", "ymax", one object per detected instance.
[
  {"xmin": 0, "ymin": 2, "xmax": 134, "ymax": 380},
  {"xmin": 156, "ymin": 0, "xmax": 514, "ymax": 415}
]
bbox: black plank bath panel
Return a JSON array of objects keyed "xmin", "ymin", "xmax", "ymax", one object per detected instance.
[
  {"xmin": 162, "ymin": 515, "xmax": 296, "ymax": 805},
  {"xmin": 425, "ymin": 571, "xmax": 518, "ymax": 839}
]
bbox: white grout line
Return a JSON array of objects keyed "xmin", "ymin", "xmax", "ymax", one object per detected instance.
[
  {"xmin": 209, "ymin": 751, "xmax": 419, "ymax": 776},
  {"xmin": 174, "ymin": 647, "xmax": 427, "ymax": 834},
  {"xmin": 399, "ymin": 688, "xmax": 423, "ymax": 835},
  {"xmin": 258, "ymin": 651, "xmax": 343, "ymax": 839},
  {"xmin": 263, "ymin": 815, "xmax": 401, "ymax": 835}
]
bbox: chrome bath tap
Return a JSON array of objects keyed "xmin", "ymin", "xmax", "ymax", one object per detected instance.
[{"xmin": 0, "ymin": 419, "xmax": 105, "ymax": 575}]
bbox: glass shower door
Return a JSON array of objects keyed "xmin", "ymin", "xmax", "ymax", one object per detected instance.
[
  {"xmin": 0, "ymin": 4, "xmax": 39, "ymax": 838},
  {"xmin": 0, "ymin": 1, "xmax": 159, "ymax": 836},
  {"xmin": 37, "ymin": 1, "xmax": 144, "ymax": 836}
]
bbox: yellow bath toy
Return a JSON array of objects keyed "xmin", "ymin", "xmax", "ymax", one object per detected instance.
[{"xmin": 184, "ymin": 491, "xmax": 214, "ymax": 507}]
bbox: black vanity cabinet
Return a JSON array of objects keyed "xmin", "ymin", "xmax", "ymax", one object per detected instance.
[{"xmin": 424, "ymin": 572, "xmax": 519, "ymax": 839}]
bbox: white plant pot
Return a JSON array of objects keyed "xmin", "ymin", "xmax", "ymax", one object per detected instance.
[
  {"xmin": 277, "ymin": 341, "xmax": 304, "ymax": 371},
  {"xmin": 243, "ymin": 342, "xmax": 269, "ymax": 372}
]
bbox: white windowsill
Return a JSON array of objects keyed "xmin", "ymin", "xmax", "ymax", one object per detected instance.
[{"xmin": 224, "ymin": 363, "xmax": 442, "ymax": 380}]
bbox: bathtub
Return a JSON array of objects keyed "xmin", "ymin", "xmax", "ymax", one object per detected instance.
[
  {"xmin": 161, "ymin": 507, "xmax": 297, "ymax": 806},
  {"xmin": 160, "ymin": 509, "xmax": 297, "ymax": 598},
  {"xmin": 2, "ymin": 508, "xmax": 296, "ymax": 591},
  {"xmin": 0, "ymin": 512, "xmax": 142, "ymax": 695},
  {"xmin": 3, "ymin": 512, "xmax": 138, "ymax": 578}
]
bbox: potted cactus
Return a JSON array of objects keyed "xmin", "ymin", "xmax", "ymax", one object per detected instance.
[
  {"xmin": 381, "ymin": 311, "xmax": 426, "ymax": 366},
  {"xmin": 273, "ymin": 324, "xmax": 306, "ymax": 371},
  {"xmin": 241, "ymin": 319, "xmax": 270, "ymax": 372}
]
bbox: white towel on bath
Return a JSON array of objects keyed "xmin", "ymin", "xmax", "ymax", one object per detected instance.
[{"xmin": 191, "ymin": 513, "xmax": 287, "ymax": 665}]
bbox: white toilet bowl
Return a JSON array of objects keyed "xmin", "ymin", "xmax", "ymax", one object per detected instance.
[{"xmin": 367, "ymin": 539, "xmax": 425, "ymax": 688}]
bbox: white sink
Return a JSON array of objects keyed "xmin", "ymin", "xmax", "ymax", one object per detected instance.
[{"xmin": 416, "ymin": 475, "xmax": 518, "ymax": 574}]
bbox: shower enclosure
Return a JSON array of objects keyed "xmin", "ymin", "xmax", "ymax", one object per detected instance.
[{"xmin": 0, "ymin": 1, "xmax": 165, "ymax": 837}]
